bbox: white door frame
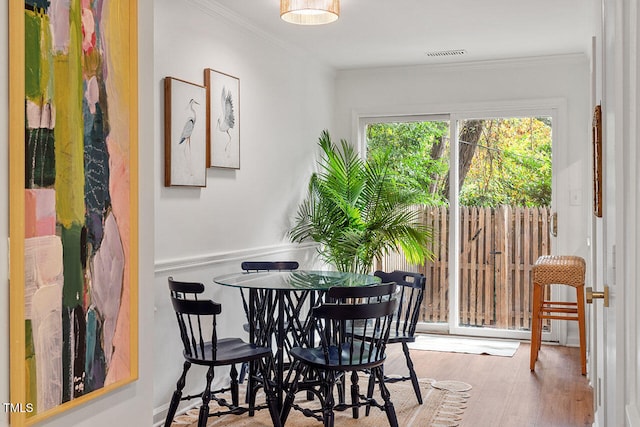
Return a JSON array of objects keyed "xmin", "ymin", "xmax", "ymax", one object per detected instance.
[{"xmin": 593, "ymin": 0, "xmax": 639, "ymax": 425}]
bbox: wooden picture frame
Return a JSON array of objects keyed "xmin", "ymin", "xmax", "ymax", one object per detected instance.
[
  {"xmin": 10, "ymin": 1, "xmax": 139, "ymax": 425},
  {"xmin": 592, "ymin": 104, "xmax": 603, "ymax": 217},
  {"xmin": 205, "ymin": 68, "xmax": 240, "ymax": 169},
  {"xmin": 164, "ymin": 77, "xmax": 207, "ymax": 187}
]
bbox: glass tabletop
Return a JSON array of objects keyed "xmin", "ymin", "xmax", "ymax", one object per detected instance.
[{"xmin": 213, "ymin": 270, "xmax": 381, "ymax": 291}]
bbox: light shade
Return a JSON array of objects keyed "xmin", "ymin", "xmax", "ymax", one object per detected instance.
[{"xmin": 280, "ymin": 0, "xmax": 340, "ymax": 25}]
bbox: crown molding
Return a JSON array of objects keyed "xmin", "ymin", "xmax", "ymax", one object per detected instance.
[
  {"xmin": 185, "ymin": 0, "xmax": 330, "ymax": 71},
  {"xmin": 337, "ymin": 53, "xmax": 590, "ymax": 75}
]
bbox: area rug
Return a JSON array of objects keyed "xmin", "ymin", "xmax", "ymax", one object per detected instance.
[
  {"xmin": 170, "ymin": 377, "xmax": 471, "ymax": 427},
  {"xmin": 408, "ymin": 334, "xmax": 520, "ymax": 357}
]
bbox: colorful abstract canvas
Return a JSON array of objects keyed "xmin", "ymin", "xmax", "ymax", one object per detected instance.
[{"xmin": 10, "ymin": 0, "xmax": 138, "ymax": 424}]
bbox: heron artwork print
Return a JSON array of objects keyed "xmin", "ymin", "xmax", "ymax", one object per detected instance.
[
  {"xmin": 205, "ymin": 68, "xmax": 240, "ymax": 169},
  {"xmin": 164, "ymin": 77, "xmax": 207, "ymax": 187}
]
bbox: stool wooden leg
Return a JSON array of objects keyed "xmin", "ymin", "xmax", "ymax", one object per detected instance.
[
  {"xmin": 531, "ymin": 255, "xmax": 586, "ymax": 375},
  {"xmin": 576, "ymin": 285, "xmax": 587, "ymax": 375},
  {"xmin": 537, "ymin": 301, "xmax": 544, "ymax": 352},
  {"xmin": 530, "ymin": 283, "xmax": 542, "ymax": 371}
]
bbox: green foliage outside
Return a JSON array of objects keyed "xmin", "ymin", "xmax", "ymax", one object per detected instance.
[
  {"xmin": 366, "ymin": 121, "xmax": 450, "ymax": 205},
  {"xmin": 366, "ymin": 118, "xmax": 552, "ymax": 207},
  {"xmin": 460, "ymin": 118, "xmax": 551, "ymax": 207}
]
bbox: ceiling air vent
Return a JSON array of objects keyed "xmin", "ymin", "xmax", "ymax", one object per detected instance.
[{"xmin": 425, "ymin": 49, "xmax": 467, "ymax": 58}]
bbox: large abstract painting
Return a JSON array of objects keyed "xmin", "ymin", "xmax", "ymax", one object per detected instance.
[{"xmin": 9, "ymin": 1, "xmax": 138, "ymax": 425}]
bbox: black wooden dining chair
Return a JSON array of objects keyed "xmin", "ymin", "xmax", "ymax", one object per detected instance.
[
  {"xmin": 164, "ymin": 277, "xmax": 281, "ymax": 427},
  {"xmin": 281, "ymin": 283, "xmax": 399, "ymax": 427},
  {"xmin": 370, "ymin": 269, "xmax": 426, "ymax": 406}
]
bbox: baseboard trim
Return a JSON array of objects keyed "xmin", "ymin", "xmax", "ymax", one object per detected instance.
[{"xmin": 153, "ymin": 401, "xmax": 201, "ymax": 427}]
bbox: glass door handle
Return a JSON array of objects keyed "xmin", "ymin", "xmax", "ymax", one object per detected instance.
[{"xmin": 551, "ymin": 212, "xmax": 558, "ymax": 237}]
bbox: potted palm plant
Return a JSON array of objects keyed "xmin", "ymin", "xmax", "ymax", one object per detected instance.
[{"xmin": 290, "ymin": 130, "xmax": 434, "ymax": 274}]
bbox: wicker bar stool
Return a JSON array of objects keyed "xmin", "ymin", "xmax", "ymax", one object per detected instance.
[{"xmin": 530, "ymin": 255, "xmax": 586, "ymax": 375}]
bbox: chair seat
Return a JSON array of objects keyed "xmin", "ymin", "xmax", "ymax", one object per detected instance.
[
  {"xmin": 185, "ymin": 338, "xmax": 272, "ymax": 366},
  {"xmin": 532, "ymin": 255, "xmax": 585, "ymax": 287},
  {"xmin": 290, "ymin": 343, "xmax": 384, "ymax": 371}
]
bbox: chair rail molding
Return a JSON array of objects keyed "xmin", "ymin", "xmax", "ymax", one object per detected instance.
[{"xmin": 154, "ymin": 242, "xmax": 318, "ymax": 274}]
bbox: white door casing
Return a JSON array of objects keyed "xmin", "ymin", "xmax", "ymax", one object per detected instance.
[{"xmin": 593, "ymin": 0, "xmax": 640, "ymax": 425}]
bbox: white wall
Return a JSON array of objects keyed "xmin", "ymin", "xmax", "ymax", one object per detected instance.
[
  {"xmin": 154, "ymin": 0, "xmax": 335, "ymax": 262},
  {"xmin": 0, "ymin": 1, "xmax": 156, "ymax": 426},
  {"xmin": 152, "ymin": 0, "xmax": 334, "ymax": 422},
  {"xmin": 334, "ymin": 55, "xmax": 592, "ymax": 344}
]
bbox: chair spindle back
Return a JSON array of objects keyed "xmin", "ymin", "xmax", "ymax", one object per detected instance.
[
  {"xmin": 169, "ymin": 276, "xmax": 221, "ymax": 361},
  {"xmin": 374, "ymin": 270, "xmax": 425, "ymax": 338},
  {"xmin": 314, "ymin": 283, "xmax": 398, "ymax": 367}
]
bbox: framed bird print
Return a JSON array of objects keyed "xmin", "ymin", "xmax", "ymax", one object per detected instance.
[
  {"xmin": 164, "ymin": 77, "xmax": 207, "ymax": 187},
  {"xmin": 205, "ymin": 68, "xmax": 240, "ymax": 169}
]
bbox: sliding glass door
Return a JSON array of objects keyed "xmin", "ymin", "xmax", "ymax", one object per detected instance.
[
  {"xmin": 364, "ymin": 116, "xmax": 451, "ymax": 331},
  {"xmin": 452, "ymin": 115, "xmax": 554, "ymax": 340},
  {"xmin": 362, "ymin": 110, "xmax": 556, "ymax": 341}
]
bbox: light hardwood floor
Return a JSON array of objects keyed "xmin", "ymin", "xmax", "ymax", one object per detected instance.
[{"xmin": 383, "ymin": 338, "xmax": 594, "ymax": 427}]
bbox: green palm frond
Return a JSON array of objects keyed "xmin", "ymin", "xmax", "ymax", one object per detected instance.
[{"xmin": 290, "ymin": 130, "xmax": 435, "ymax": 273}]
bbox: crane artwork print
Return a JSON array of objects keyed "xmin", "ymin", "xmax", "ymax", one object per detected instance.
[
  {"xmin": 179, "ymin": 98, "xmax": 200, "ymax": 163},
  {"xmin": 217, "ymin": 86, "xmax": 235, "ymax": 151},
  {"xmin": 164, "ymin": 77, "xmax": 206, "ymax": 187},
  {"xmin": 205, "ymin": 68, "xmax": 240, "ymax": 169}
]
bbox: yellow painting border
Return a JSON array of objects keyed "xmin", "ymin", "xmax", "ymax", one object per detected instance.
[
  {"xmin": 9, "ymin": 0, "xmax": 27, "ymax": 422},
  {"xmin": 9, "ymin": 1, "xmax": 139, "ymax": 425}
]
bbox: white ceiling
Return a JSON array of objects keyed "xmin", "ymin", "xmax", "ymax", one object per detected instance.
[{"xmin": 207, "ymin": 0, "xmax": 595, "ymax": 70}]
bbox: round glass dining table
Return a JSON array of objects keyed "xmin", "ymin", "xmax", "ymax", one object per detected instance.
[
  {"xmin": 214, "ymin": 269, "xmax": 381, "ymax": 291},
  {"xmin": 213, "ymin": 270, "xmax": 382, "ymax": 411}
]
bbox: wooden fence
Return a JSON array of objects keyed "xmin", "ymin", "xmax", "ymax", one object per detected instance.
[{"xmin": 378, "ymin": 205, "xmax": 551, "ymax": 330}]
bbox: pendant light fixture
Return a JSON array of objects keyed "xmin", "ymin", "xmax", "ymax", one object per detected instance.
[{"xmin": 280, "ymin": 0, "xmax": 340, "ymax": 25}]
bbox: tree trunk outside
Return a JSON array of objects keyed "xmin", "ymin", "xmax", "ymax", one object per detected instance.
[
  {"xmin": 428, "ymin": 135, "xmax": 446, "ymax": 196},
  {"xmin": 441, "ymin": 119, "xmax": 485, "ymax": 198}
]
